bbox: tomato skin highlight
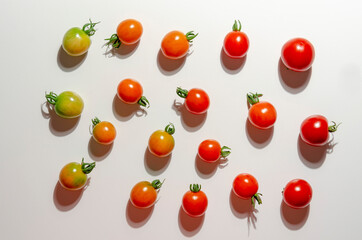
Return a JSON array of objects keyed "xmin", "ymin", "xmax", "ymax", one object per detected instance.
[
  {"xmin": 233, "ymin": 173, "xmax": 259, "ymax": 200},
  {"xmin": 281, "ymin": 38, "xmax": 315, "ymax": 72},
  {"xmin": 92, "ymin": 120, "xmax": 116, "ymax": 145},
  {"xmin": 59, "ymin": 162, "xmax": 87, "ymax": 190},
  {"xmin": 182, "ymin": 186, "xmax": 208, "ymax": 217},
  {"xmin": 161, "ymin": 31, "xmax": 189, "ymax": 59},
  {"xmin": 117, "ymin": 19, "xmax": 143, "ymax": 45},
  {"xmin": 283, "ymin": 179, "xmax": 312, "ymax": 209},
  {"xmin": 223, "ymin": 32, "xmax": 249, "ymax": 58},
  {"xmin": 130, "ymin": 181, "xmax": 158, "ymax": 208},
  {"xmin": 248, "ymin": 101, "xmax": 277, "ymax": 129},
  {"xmin": 117, "ymin": 79, "xmax": 143, "ymax": 104},
  {"xmin": 62, "ymin": 27, "xmax": 91, "ymax": 56},
  {"xmin": 198, "ymin": 139, "xmax": 221, "ymax": 162}
]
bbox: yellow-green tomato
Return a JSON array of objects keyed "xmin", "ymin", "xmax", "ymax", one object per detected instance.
[
  {"xmin": 46, "ymin": 91, "xmax": 84, "ymax": 118},
  {"xmin": 59, "ymin": 159, "xmax": 95, "ymax": 191}
]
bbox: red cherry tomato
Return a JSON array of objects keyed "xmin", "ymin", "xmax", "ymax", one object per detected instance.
[
  {"xmin": 161, "ymin": 30, "xmax": 198, "ymax": 59},
  {"xmin": 300, "ymin": 115, "xmax": 340, "ymax": 146},
  {"xmin": 91, "ymin": 117, "xmax": 116, "ymax": 145},
  {"xmin": 177, "ymin": 87, "xmax": 210, "ymax": 114},
  {"xmin": 182, "ymin": 184, "xmax": 208, "ymax": 217},
  {"xmin": 117, "ymin": 78, "xmax": 150, "ymax": 107},
  {"xmin": 247, "ymin": 92, "xmax": 277, "ymax": 129},
  {"xmin": 281, "ymin": 38, "xmax": 315, "ymax": 72},
  {"xmin": 198, "ymin": 139, "xmax": 231, "ymax": 162},
  {"xmin": 105, "ymin": 19, "xmax": 143, "ymax": 48},
  {"xmin": 232, "ymin": 173, "xmax": 262, "ymax": 206},
  {"xmin": 223, "ymin": 20, "xmax": 249, "ymax": 58},
  {"xmin": 283, "ymin": 179, "xmax": 312, "ymax": 209},
  {"xmin": 59, "ymin": 158, "xmax": 96, "ymax": 190},
  {"xmin": 148, "ymin": 123, "xmax": 175, "ymax": 157},
  {"xmin": 130, "ymin": 179, "xmax": 164, "ymax": 208}
]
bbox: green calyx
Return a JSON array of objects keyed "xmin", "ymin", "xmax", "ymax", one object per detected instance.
[
  {"xmin": 176, "ymin": 87, "xmax": 188, "ymax": 99},
  {"xmin": 221, "ymin": 146, "xmax": 231, "ymax": 158},
  {"xmin": 165, "ymin": 123, "xmax": 175, "ymax": 135},
  {"xmin": 82, "ymin": 19, "xmax": 100, "ymax": 37},
  {"xmin": 81, "ymin": 158, "xmax": 96, "ymax": 174},
  {"xmin": 232, "ymin": 20, "xmax": 242, "ymax": 31},
  {"xmin": 247, "ymin": 92, "xmax": 263, "ymax": 105},
  {"xmin": 185, "ymin": 31, "xmax": 198, "ymax": 43},
  {"xmin": 151, "ymin": 179, "xmax": 165, "ymax": 190},
  {"xmin": 138, "ymin": 96, "xmax": 150, "ymax": 108},
  {"xmin": 45, "ymin": 92, "xmax": 58, "ymax": 105},
  {"xmin": 251, "ymin": 193, "xmax": 263, "ymax": 207},
  {"xmin": 190, "ymin": 184, "xmax": 201, "ymax": 193},
  {"xmin": 91, "ymin": 117, "xmax": 101, "ymax": 127},
  {"xmin": 105, "ymin": 33, "xmax": 122, "ymax": 48},
  {"xmin": 328, "ymin": 121, "xmax": 341, "ymax": 132}
]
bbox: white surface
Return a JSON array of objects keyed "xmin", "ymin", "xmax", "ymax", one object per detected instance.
[{"xmin": 1, "ymin": 0, "xmax": 362, "ymax": 239}]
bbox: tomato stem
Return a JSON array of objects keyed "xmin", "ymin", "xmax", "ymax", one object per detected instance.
[
  {"xmin": 138, "ymin": 96, "xmax": 150, "ymax": 108},
  {"xmin": 152, "ymin": 179, "xmax": 165, "ymax": 190},
  {"xmin": 232, "ymin": 20, "xmax": 242, "ymax": 31},
  {"xmin": 328, "ymin": 121, "xmax": 341, "ymax": 132},
  {"xmin": 81, "ymin": 158, "xmax": 96, "ymax": 174},
  {"xmin": 165, "ymin": 123, "xmax": 175, "ymax": 135},
  {"xmin": 176, "ymin": 87, "xmax": 188, "ymax": 98},
  {"xmin": 91, "ymin": 117, "xmax": 101, "ymax": 127},
  {"xmin": 190, "ymin": 184, "xmax": 201, "ymax": 193},
  {"xmin": 185, "ymin": 31, "xmax": 198, "ymax": 43},
  {"xmin": 45, "ymin": 92, "xmax": 58, "ymax": 105},
  {"xmin": 247, "ymin": 92, "xmax": 263, "ymax": 105},
  {"xmin": 221, "ymin": 146, "xmax": 231, "ymax": 158},
  {"xmin": 105, "ymin": 33, "xmax": 122, "ymax": 48},
  {"xmin": 251, "ymin": 193, "xmax": 263, "ymax": 207},
  {"xmin": 82, "ymin": 19, "xmax": 100, "ymax": 37}
]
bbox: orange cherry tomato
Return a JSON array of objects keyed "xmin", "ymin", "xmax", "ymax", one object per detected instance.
[
  {"xmin": 198, "ymin": 139, "xmax": 231, "ymax": 162},
  {"xmin": 182, "ymin": 184, "xmax": 208, "ymax": 217},
  {"xmin": 176, "ymin": 87, "xmax": 210, "ymax": 114},
  {"xmin": 91, "ymin": 117, "xmax": 116, "ymax": 145},
  {"xmin": 161, "ymin": 30, "xmax": 198, "ymax": 59},
  {"xmin": 105, "ymin": 19, "xmax": 143, "ymax": 48},
  {"xmin": 247, "ymin": 92, "xmax": 277, "ymax": 129},
  {"xmin": 117, "ymin": 78, "xmax": 150, "ymax": 107},
  {"xmin": 148, "ymin": 123, "xmax": 175, "ymax": 157},
  {"xmin": 130, "ymin": 179, "xmax": 164, "ymax": 208},
  {"xmin": 59, "ymin": 158, "xmax": 96, "ymax": 190}
]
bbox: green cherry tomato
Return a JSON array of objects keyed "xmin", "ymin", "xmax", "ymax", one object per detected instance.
[
  {"xmin": 46, "ymin": 91, "xmax": 84, "ymax": 118},
  {"xmin": 62, "ymin": 19, "xmax": 99, "ymax": 56}
]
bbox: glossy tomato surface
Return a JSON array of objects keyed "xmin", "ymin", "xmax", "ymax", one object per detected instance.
[
  {"xmin": 117, "ymin": 79, "xmax": 143, "ymax": 104},
  {"xmin": 59, "ymin": 162, "xmax": 88, "ymax": 190},
  {"xmin": 198, "ymin": 139, "xmax": 221, "ymax": 162},
  {"xmin": 161, "ymin": 31, "xmax": 189, "ymax": 59},
  {"xmin": 283, "ymin": 179, "xmax": 312, "ymax": 209},
  {"xmin": 117, "ymin": 19, "xmax": 143, "ymax": 45},
  {"xmin": 130, "ymin": 181, "xmax": 158, "ymax": 208},
  {"xmin": 184, "ymin": 88, "xmax": 210, "ymax": 114},
  {"xmin": 182, "ymin": 189, "xmax": 208, "ymax": 217},
  {"xmin": 248, "ymin": 101, "xmax": 277, "ymax": 129},
  {"xmin": 223, "ymin": 25, "xmax": 249, "ymax": 58},
  {"xmin": 62, "ymin": 27, "xmax": 91, "ymax": 56},
  {"xmin": 232, "ymin": 173, "xmax": 259, "ymax": 199},
  {"xmin": 46, "ymin": 91, "xmax": 84, "ymax": 119},
  {"xmin": 300, "ymin": 115, "xmax": 329, "ymax": 146},
  {"xmin": 148, "ymin": 130, "xmax": 175, "ymax": 157},
  {"xmin": 92, "ymin": 120, "xmax": 116, "ymax": 145},
  {"xmin": 281, "ymin": 38, "xmax": 315, "ymax": 72}
]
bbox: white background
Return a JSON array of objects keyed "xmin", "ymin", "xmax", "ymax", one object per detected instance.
[{"xmin": 1, "ymin": 0, "xmax": 362, "ymax": 239}]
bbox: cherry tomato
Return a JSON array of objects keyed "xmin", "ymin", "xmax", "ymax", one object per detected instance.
[
  {"xmin": 130, "ymin": 179, "xmax": 164, "ymax": 208},
  {"xmin": 91, "ymin": 117, "xmax": 116, "ymax": 145},
  {"xmin": 283, "ymin": 179, "xmax": 312, "ymax": 209},
  {"xmin": 198, "ymin": 139, "xmax": 231, "ymax": 162},
  {"xmin": 59, "ymin": 158, "xmax": 96, "ymax": 190},
  {"xmin": 176, "ymin": 87, "xmax": 210, "ymax": 114},
  {"xmin": 117, "ymin": 78, "xmax": 150, "ymax": 108},
  {"xmin": 148, "ymin": 123, "xmax": 175, "ymax": 157},
  {"xmin": 45, "ymin": 91, "xmax": 84, "ymax": 118},
  {"xmin": 281, "ymin": 38, "xmax": 315, "ymax": 72},
  {"xmin": 161, "ymin": 30, "xmax": 198, "ymax": 59},
  {"xmin": 232, "ymin": 173, "xmax": 262, "ymax": 207},
  {"xmin": 247, "ymin": 92, "xmax": 277, "ymax": 129},
  {"xmin": 223, "ymin": 20, "xmax": 249, "ymax": 58},
  {"xmin": 62, "ymin": 19, "xmax": 99, "ymax": 56},
  {"xmin": 300, "ymin": 115, "xmax": 340, "ymax": 146},
  {"xmin": 105, "ymin": 19, "xmax": 143, "ymax": 48},
  {"xmin": 182, "ymin": 184, "xmax": 208, "ymax": 217}
]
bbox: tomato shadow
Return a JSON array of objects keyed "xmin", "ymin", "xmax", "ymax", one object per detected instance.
[
  {"xmin": 220, "ymin": 48, "xmax": 247, "ymax": 74},
  {"xmin": 245, "ymin": 119, "xmax": 274, "ymax": 148},
  {"xmin": 172, "ymin": 100, "xmax": 207, "ymax": 132},
  {"xmin": 126, "ymin": 199, "xmax": 154, "ymax": 228},
  {"xmin": 195, "ymin": 154, "xmax": 228, "ymax": 179},
  {"xmin": 229, "ymin": 189, "xmax": 258, "ymax": 234},
  {"xmin": 112, "ymin": 95, "xmax": 147, "ymax": 122},
  {"xmin": 41, "ymin": 102, "xmax": 80, "ymax": 136},
  {"xmin": 280, "ymin": 200, "xmax": 310, "ymax": 230},
  {"xmin": 178, "ymin": 206, "xmax": 205, "ymax": 237},
  {"xmin": 88, "ymin": 137, "xmax": 113, "ymax": 161},
  {"xmin": 103, "ymin": 41, "xmax": 140, "ymax": 59},
  {"xmin": 57, "ymin": 46, "xmax": 87, "ymax": 72},
  {"xmin": 278, "ymin": 58, "xmax": 312, "ymax": 94},
  {"xmin": 53, "ymin": 181, "xmax": 86, "ymax": 211},
  {"xmin": 144, "ymin": 148, "xmax": 171, "ymax": 176},
  {"xmin": 157, "ymin": 50, "xmax": 186, "ymax": 76}
]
